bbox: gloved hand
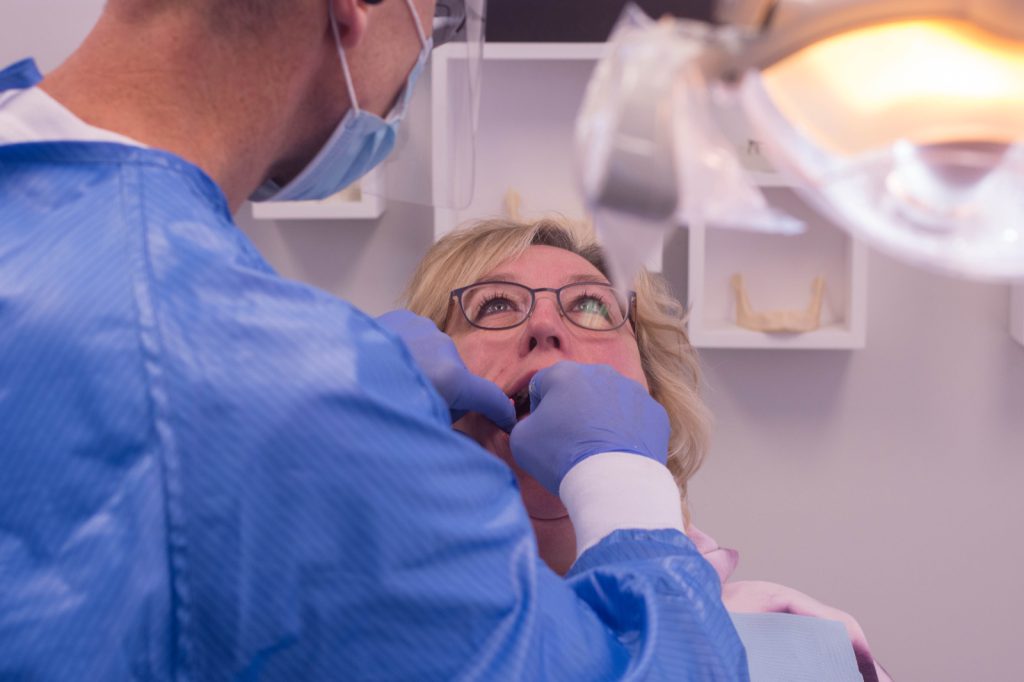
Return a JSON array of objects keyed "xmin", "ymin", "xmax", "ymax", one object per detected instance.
[
  {"xmin": 377, "ymin": 309, "xmax": 516, "ymax": 432},
  {"xmin": 509, "ymin": 361, "xmax": 670, "ymax": 494}
]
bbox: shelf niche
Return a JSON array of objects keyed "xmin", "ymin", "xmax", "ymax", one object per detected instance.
[
  {"xmin": 687, "ymin": 189, "xmax": 868, "ymax": 350},
  {"xmin": 249, "ymin": 169, "xmax": 385, "ymax": 221}
]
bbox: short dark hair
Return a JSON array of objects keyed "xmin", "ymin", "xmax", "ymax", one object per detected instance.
[{"xmin": 110, "ymin": 0, "xmax": 285, "ymax": 34}]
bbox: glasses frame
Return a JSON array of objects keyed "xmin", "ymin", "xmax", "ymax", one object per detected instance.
[{"xmin": 448, "ymin": 280, "xmax": 637, "ymax": 332}]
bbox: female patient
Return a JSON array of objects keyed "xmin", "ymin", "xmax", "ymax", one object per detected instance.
[{"xmin": 405, "ymin": 217, "xmax": 890, "ymax": 682}]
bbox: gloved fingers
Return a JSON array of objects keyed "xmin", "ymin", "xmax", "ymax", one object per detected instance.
[
  {"xmin": 507, "ymin": 415, "xmax": 561, "ymax": 494},
  {"xmin": 376, "ymin": 308, "xmax": 422, "ymax": 331},
  {"xmin": 528, "ymin": 361, "xmax": 670, "ymax": 456},
  {"xmin": 527, "ymin": 361, "xmax": 654, "ymax": 407},
  {"xmin": 378, "ymin": 309, "xmax": 508, "ymax": 428},
  {"xmin": 526, "ymin": 361, "xmax": 583, "ymax": 412},
  {"xmin": 451, "ymin": 371, "xmax": 516, "ymax": 433},
  {"xmin": 511, "ymin": 361, "xmax": 672, "ymax": 493}
]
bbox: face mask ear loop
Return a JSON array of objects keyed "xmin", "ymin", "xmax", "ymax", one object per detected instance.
[
  {"xmin": 328, "ymin": 1, "xmax": 362, "ymax": 114},
  {"xmin": 402, "ymin": 0, "xmax": 430, "ymax": 48}
]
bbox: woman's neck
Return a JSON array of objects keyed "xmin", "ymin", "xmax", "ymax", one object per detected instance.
[
  {"xmin": 455, "ymin": 414, "xmax": 580, "ymax": 575},
  {"xmin": 531, "ymin": 515, "xmax": 577, "ymax": 576}
]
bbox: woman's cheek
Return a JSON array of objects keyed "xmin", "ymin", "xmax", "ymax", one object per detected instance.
[
  {"xmin": 452, "ymin": 336, "xmax": 492, "ymax": 379},
  {"xmin": 453, "ymin": 413, "xmax": 510, "ymax": 456}
]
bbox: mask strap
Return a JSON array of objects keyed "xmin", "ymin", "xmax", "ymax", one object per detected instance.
[
  {"xmin": 402, "ymin": 0, "xmax": 430, "ymax": 48},
  {"xmin": 328, "ymin": 1, "xmax": 362, "ymax": 114},
  {"xmin": 328, "ymin": 0, "xmax": 429, "ymax": 115}
]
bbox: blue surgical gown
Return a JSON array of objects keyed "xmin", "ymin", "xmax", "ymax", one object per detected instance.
[{"xmin": 0, "ymin": 59, "xmax": 748, "ymax": 681}]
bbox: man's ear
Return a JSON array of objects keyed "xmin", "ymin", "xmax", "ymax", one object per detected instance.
[{"xmin": 331, "ymin": 0, "xmax": 369, "ymax": 49}]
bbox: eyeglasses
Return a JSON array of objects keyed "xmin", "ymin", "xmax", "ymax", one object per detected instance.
[
  {"xmin": 449, "ymin": 280, "xmax": 636, "ymax": 331},
  {"xmin": 432, "ymin": 0, "xmax": 486, "ymax": 46},
  {"xmin": 432, "ymin": 0, "xmax": 467, "ymax": 46}
]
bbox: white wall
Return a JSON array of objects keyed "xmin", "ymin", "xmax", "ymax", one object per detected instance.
[
  {"xmin": 687, "ymin": 253, "xmax": 1024, "ymax": 682},
  {"xmin": 6, "ymin": 5, "xmax": 1024, "ymax": 680},
  {"xmin": 3, "ymin": 0, "xmax": 104, "ymax": 72}
]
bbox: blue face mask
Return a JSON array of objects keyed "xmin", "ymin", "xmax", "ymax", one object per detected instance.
[{"xmin": 252, "ymin": 0, "xmax": 432, "ymax": 203}]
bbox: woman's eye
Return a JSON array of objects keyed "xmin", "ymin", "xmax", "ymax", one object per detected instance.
[
  {"xmin": 571, "ymin": 295, "xmax": 611, "ymax": 319},
  {"xmin": 477, "ymin": 296, "xmax": 519, "ymax": 317}
]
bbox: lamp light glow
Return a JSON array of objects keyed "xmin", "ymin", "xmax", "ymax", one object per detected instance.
[{"xmin": 762, "ymin": 19, "xmax": 1024, "ymax": 156}]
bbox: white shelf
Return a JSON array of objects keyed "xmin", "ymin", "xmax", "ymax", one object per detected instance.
[
  {"xmin": 1012, "ymin": 285, "xmax": 1024, "ymax": 347},
  {"xmin": 432, "ymin": 43, "xmax": 866, "ymax": 350},
  {"xmin": 690, "ymin": 322, "xmax": 862, "ymax": 350},
  {"xmin": 688, "ymin": 188, "xmax": 868, "ymax": 350},
  {"xmin": 479, "ymin": 42, "xmax": 607, "ymax": 61},
  {"xmin": 249, "ymin": 169, "xmax": 385, "ymax": 221}
]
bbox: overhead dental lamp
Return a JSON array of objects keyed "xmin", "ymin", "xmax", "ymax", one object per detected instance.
[{"xmin": 576, "ymin": 0, "xmax": 1024, "ymax": 283}]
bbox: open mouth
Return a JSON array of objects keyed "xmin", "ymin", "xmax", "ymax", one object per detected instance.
[{"xmin": 510, "ymin": 386, "xmax": 531, "ymax": 421}]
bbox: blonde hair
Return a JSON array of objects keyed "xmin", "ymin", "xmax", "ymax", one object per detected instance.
[{"xmin": 404, "ymin": 217, "xmax": 711, "ymax": 521}]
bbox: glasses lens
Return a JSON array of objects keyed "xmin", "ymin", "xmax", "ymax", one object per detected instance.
[
  {"xmin": 461, "ymin": 282, "xmax": 532, "ymax": 328},
  {"xmin": 559, "ymin": 283, "xmax": 626, "ymax": 330}
]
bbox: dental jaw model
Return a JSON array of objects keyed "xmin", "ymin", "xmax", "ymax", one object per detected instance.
[{"xmin": 731, "ymin": 274, "xmax": 825, "ymax": 333}]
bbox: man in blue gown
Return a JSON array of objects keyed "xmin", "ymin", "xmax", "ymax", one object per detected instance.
[{"xmin": 0, "ymin": 0, "xmax": 747, "ymax": 679}]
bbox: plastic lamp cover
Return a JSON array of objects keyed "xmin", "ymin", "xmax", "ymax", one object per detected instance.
[
  {"xmin": 739, "ymin": 17, "xmax": 1024, "ymax": 281},
  {"xmin": 575, "ymin": 5, "xmax": 801, "ymax": 290}
]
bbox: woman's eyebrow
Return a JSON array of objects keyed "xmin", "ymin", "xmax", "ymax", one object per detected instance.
[
  {"xmin": 481, "ymin": 272, "xmax": 518, "ymax": 283},
  {"xmin": 566, "ymin": 273, "xmax": 611, "ymax": 285},
  {"xmin": 479, "ymin": 273, "xmax": 611, "ymax": 286}
]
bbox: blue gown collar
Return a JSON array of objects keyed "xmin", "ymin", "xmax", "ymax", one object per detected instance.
[
  {"xmin": 0, "ymin": 59, "xmax": 44, "ymax": 91},
  {"xmin": 0, "ymin": 59, "xmax": 231, "ymax": 219},
  {"xmin": 0, "ymin": 141, "xmax": 233, "ymax": 221}
]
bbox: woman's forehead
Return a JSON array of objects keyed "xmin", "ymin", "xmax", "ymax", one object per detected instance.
[{"xmin": 479, "ymin": 245, "xmax": 608, "ymax": 285}]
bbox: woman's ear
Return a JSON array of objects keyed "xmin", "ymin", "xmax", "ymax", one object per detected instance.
[{"xmin": 331, "ymin": 0, "xmax": 369, "ymax": 49}]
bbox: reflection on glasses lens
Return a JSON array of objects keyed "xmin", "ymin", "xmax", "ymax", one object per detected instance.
[
  {"xmin": 458, "ymin": 282, "xmax": 628, "ymax": 331},
  {"xmin": 560, "ymin": 283, "xmax": 625, "ymax": 330}
]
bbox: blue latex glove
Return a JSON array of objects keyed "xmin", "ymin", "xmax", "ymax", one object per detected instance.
[
  {"xmin": 509, "ymin": 361, "xmax": 670, "ymax": 494},
  {"xmin": 377, "ymin": 310, "xmax": 516, "ymax": 432}
]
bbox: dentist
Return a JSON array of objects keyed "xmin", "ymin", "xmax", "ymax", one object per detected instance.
[{"xmin": 0, "ymin": 1, "xmax": 746, "ymax": 679}]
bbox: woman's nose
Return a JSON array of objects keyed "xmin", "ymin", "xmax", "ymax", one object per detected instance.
[{"xmin": 523, "ymin": 294, "xmax": 566, "ymax": 352}]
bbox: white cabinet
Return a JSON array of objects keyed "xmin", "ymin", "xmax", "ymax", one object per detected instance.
[
  {"xmin": 249, "ymin": 169, "xmax": 385, "ymax": 220},
  {"xmin": 431, "ymin": 42, "xmax": 869, "ymax": 350},
  {"xmin": 1012, "ymin": 285, "xmax": 1024, "ymax": 347}
]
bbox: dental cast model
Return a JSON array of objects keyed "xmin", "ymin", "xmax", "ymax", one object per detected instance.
[
  {"xmin": 503, "ymin": 188, "xmax": 592, "ymax": 236},
  {"xmin": 504, "ymin": 188, "xmax": 523, "ymax": 220},
  {"xmin": 731, "ymin": 274, "xmax": 825, "ymax": 333}
]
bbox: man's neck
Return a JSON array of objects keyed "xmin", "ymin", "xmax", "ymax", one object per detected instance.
[{"xmin": 39, "ymin": 9, "xmax": 322, "ymax": 211}]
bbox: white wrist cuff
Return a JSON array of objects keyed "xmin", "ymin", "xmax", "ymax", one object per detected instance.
[{"xmin": 558, "ymin": 452, "xmax": 686, "ymax": 558}]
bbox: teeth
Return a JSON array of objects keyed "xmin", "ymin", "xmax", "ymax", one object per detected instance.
[{"xmin": 510, "ymin": 387, "xmax": 531, "ymax": 419}]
